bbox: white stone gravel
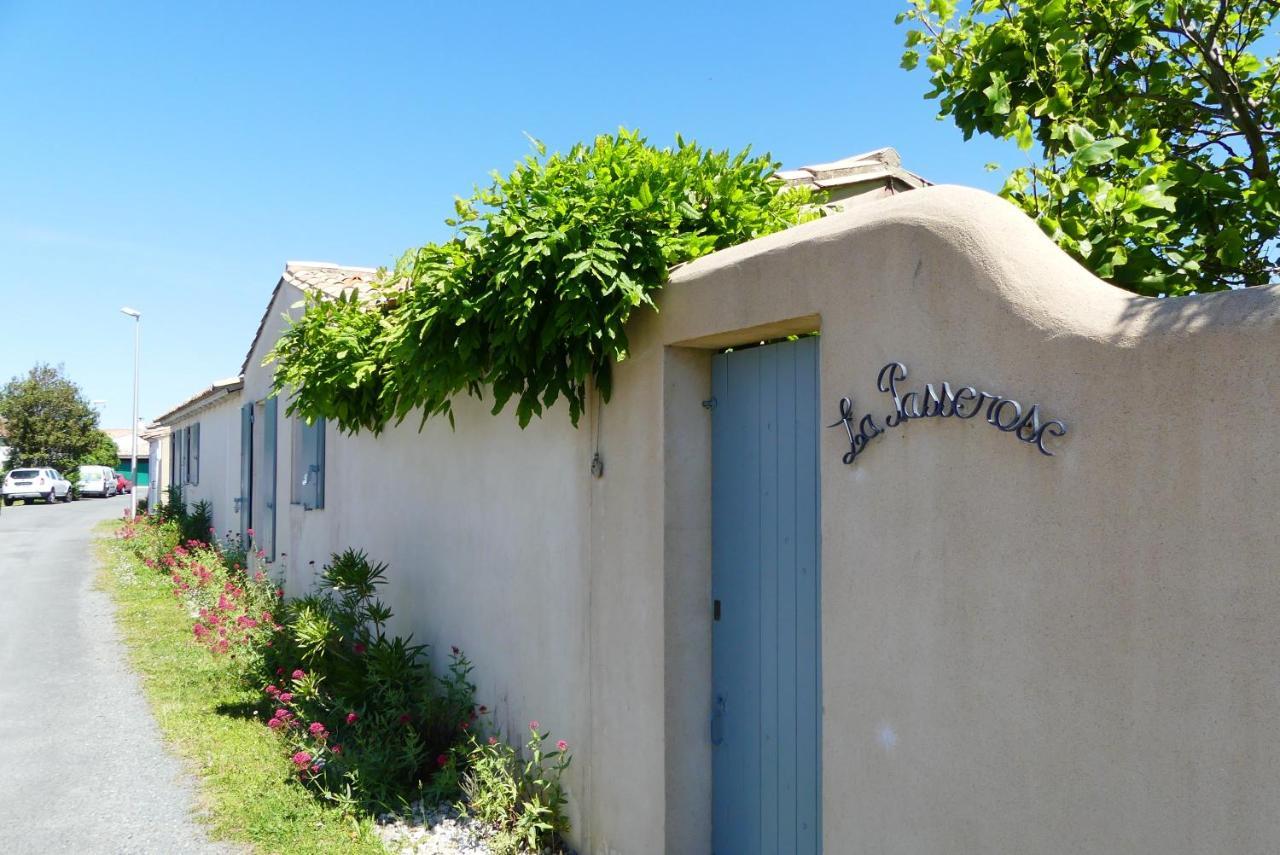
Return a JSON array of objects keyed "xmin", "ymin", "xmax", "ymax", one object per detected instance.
[{"xmin": 376, "ymin": 801, "xmax": 495, "ymax": 855}]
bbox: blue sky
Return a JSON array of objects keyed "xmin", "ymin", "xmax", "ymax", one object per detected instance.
[{"xmin": 0, "ymin": 0, "xmax": 1014, "ymax": 428}]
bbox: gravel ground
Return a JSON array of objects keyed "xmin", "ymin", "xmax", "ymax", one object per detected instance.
[
  {"xmin": 376, "ymin": 801, "xmax": 495, "ymax": 854},
  {"xmin": 0, "ymin": 497, "xmax": 241, "ymax": 854}
]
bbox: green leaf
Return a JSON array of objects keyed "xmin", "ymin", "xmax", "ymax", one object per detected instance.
[
  {"xmin": 983, "ymin": 72, "xmax": 1011, "ymax": 115},
  {"xmin": 1131, "ymin": 184, "xmax": 1177, "ymax": 211},
  {"xmin": 1073, "ymin": 137, "xmax": 1125, "ymax": 166}
]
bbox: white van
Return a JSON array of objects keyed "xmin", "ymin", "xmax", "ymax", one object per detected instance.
[{"xmin": 78, "ymin": 465, "xmax": 118, "ymax": 498}]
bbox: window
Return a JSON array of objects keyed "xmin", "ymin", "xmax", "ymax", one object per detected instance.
[
  {"xmin": 176, "ymin": 423, "xmax": 202, "ymax": 486},
  {"xmin": 291, "ymin": 416, "xmax": 325, "ymax": 510}
]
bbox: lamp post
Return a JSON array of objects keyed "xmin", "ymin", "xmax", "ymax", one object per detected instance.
[{"xmin": 120, "ymin": 307, "xmax": 141, "ymax": 518}]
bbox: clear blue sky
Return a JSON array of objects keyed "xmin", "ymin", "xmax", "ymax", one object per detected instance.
[{"xmin": 0, "ymin": 0, "xmax": 1014, "ymax": 428}]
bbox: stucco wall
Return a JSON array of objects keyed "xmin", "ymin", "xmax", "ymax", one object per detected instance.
[
  {"xmin": 632, "ymin": 185, "xmax": 1280, "ymax": 854},
  {"xmin": 240, "ymin": 284, "xmax": 601, "ymax": 841},
  {"xmin": 217, "ymin": 184, "xmax": 1280, "ymax": 854},
  {"xmin": 164, "ymin": 397, "xmax": 242, "ymax": 538}
]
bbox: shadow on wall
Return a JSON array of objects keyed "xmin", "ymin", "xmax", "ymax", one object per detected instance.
[{"xmin": 1110, "ymin": 282, "xmax": 1280, "ymax": 337}]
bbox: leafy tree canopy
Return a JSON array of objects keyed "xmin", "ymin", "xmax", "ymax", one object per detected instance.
[
  {"xmin": 0, "ymin": 364, "xmax": 104, "ymax": 471},
  {"xmin": 270, "ymin": 130, "xmax": 819, "ymax": 432},
  {"xmin": 81, "ymin": 429, "xmax": 123, "ymax": 468},
  {"xmin": 900, "ymin": 0, "xmax": 1280, "ymax": 294}
]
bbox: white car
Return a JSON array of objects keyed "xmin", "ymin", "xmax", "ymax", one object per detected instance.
[
  {"xmin": 77, "ymin": 464, "xmax": 118, "ymax": 498},
  {"xmin": 2, "ymin": 468, "xmax": 72, "ymax": 505}
]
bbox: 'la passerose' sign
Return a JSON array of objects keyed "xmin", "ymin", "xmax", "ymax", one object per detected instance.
[{"xmin": 830, "ymin": 362, "xmax": 1068, "ymax": 464}]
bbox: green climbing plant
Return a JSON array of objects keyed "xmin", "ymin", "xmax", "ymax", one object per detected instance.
[{"xmin": 269, "ymin": 129, "xmax": 819, "ymax": 432}]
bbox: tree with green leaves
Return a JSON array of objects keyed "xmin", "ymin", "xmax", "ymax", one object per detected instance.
[
  {"xmin": 81, "ymin": 429, "xmax": 122, "ymax": 468},
  {"xmin": 270, "ymin": 130, "xmax": 818, "ymax": 432},
  {"xmin": 0, "ymin": 364, "xmax": 104, "ymax": 471},
  {"xmin": 900, "ymin": 0, "xmax": 1280, "ymax": 294}
]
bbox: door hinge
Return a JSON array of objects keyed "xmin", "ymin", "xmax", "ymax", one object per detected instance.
[
  {"xmin": 713, "ymin": 599, "xmax": 721, "ymax": 621},
  {"xmin": 702, "ymin": 397, "xmax": 717, "ymax": 411}
]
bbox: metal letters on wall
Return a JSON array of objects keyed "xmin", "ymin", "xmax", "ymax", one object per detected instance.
[{"xmin": 829, "ymin": 362, "xmax": 1069, "ymax": 464}]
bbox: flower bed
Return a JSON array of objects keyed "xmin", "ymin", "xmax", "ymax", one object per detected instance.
[{"xmin": 116, "ymin": 513, "xmax": 572, "ymax": 855}]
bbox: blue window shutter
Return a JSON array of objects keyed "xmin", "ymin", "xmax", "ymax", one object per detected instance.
[
  {"xmin": 263, "ymin": 398, "xmax": 278, "ymax": 561},
  {"xmin": 192, "ymin": 423, "xmax": 201, "ymax": 486},
  {"xmin": 313, "ymin": 417, "xmax": 325, "ymax": 509}
]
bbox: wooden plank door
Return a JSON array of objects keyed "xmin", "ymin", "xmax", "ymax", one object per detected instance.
[{"xmin": 711, "ymin": 337, "xmax": 821, "ymax": 855}]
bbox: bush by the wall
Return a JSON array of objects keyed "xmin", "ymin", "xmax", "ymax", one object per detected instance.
[{"xmin": 120, "ymin": 526, "xmax": 575, "ymax": 850}]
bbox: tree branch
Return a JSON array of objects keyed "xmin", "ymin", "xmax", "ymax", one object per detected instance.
[{"xmin": 1174, "ymin": 12, "xmax": 1272, "ymax": 179}]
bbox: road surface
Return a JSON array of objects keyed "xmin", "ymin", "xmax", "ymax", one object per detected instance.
[{"xmin": 0, "ymin": 496, "xmax": 237, "ymax": 853}]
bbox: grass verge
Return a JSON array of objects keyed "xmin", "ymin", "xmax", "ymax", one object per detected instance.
[{"xmin": 95, "ymin": 525, "xmax": 387, "ymax": 854}]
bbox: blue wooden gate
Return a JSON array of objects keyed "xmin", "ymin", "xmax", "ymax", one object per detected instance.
[{"xmin": 711, "ymin": 337, "xmax": 821, "ymax": 855}]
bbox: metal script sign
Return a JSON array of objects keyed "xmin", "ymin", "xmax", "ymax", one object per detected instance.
[{"xmin": 829, "ymin": 362, "xmax": 1069, "ymax": 464}]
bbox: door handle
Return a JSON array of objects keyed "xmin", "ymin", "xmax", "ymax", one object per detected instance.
[{"xmin": 710, "ymin": 694, "xmax": 725, "ymax": 746}]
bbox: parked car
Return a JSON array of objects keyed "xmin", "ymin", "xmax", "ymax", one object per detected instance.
[
  {"xmin": 3, "ymin": 468, "xmax": 72, "ymax": 505},
  {"xmin": 78, "ymin": 465, "xmax": 118, "ymax": 498},
  {"xmin": 116, "ymin": 474, "xmax": 132, "ymax": 494}
]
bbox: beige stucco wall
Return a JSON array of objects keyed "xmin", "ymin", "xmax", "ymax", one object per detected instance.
[
  {"xmin": 240, "ymin": 284, "xmax": 602, "ymax": 841},
  {"xmin": 222, "ymin": 185, "xmax": 1280, "ymax": 854},
  {"xmin": 633, "ymin": 185, "xmax": 1280, "ymax": 854}
]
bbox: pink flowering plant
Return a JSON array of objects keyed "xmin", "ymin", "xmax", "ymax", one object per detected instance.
[
  {"xmin": 454, "ymin": 718, "xmax": 573, "ymax": 852},
  {"xmin": 173, "ymin": 540, "xmax": 281, "ymax": 659},
  {"xmin": 117, "ymin": 510, "xmax": 181, "ymax": 566}
]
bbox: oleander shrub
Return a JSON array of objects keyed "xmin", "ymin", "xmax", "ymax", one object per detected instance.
[
  {"xmin": 124, "ymin": 533, "xmax": 576, "ymax": 847},
  {"xmin": 261, "ymin": 549, "xmax": 479, "ymax": 810},
  {"xmin": 181, "ymin": 499, "xmax": 215, "ymax": 545}
]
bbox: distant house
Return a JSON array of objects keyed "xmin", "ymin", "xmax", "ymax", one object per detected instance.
[
  {"xmin": 103, "ymin": 426, "xmax": 151, "ymax": 486},
  {"xmin": 777, "ymin": 146, "xmax": 929, "ymax": 207}
]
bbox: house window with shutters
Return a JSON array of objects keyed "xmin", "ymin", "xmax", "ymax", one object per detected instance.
[{"xmin": 291, "ymin": 417, "xmax": 325, "ymax": 510}]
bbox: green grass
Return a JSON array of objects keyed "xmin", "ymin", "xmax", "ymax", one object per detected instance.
[{"xmin": 95, "ymin": 527, "xmax": 387, "ymax": 855}]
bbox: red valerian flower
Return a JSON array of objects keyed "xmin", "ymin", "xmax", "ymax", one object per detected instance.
[
  {"xmin": 309, "ymin": 722, "xmax": 327, "ymax": 738},
  {"xmin": 477, "ymin": 705, "xmax": 488, "ymax": 715},
  {"xmin": 265, "ymin": 685, "xmax": 280, "ymax": 696},
  {"xmin": 488, "ymin": 737, "xmax": 498, "ymax": 745},
  {"xmin": 353, "ymin": 643, "xmax": 366, "ymax": 655},
  {"xmin": 291, "ymin": 751, "xmax": 311, "ymax": 768},
  {"xmin": 557, "ymin": 740, "xmax": 568, "ymax": 752},
  {"xmin": 291, "ymin": 669, "xmax": 305, "ymax": 681},
  {"xmin": 529, "ymin": 720, "xmax": 540, "ymax": 731},
  {"xmin": 345, "ymin": 712, "xmax": 358, "ymax": 725},
  {"xmin": 279, "ymin": 693, "xmax": 293, "ymax": 703},
  {"xmin": 459, "ymin": 720, "xmax": 470, "ymax": 731},
  {"xmin": 331, "ymin": 743, "xmax": 343, "ymax": 755},
  {"xmin": 436, "ymin": 754, "xmax": 448, "ymax": 767}
]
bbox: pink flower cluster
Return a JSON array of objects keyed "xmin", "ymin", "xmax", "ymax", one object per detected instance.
[{"xmin": 156, "ymin": 539, "xmax": 281, "ymax": 657}]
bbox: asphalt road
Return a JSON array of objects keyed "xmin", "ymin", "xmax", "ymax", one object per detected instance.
[{"xmin": 0, "ymin": 496, "xmax": 238, "ymax": 854}]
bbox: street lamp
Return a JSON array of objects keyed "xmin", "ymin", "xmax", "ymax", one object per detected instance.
[{"xmin": 120, "ymin": 307, "xmax": 141, "ymax": 518}]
